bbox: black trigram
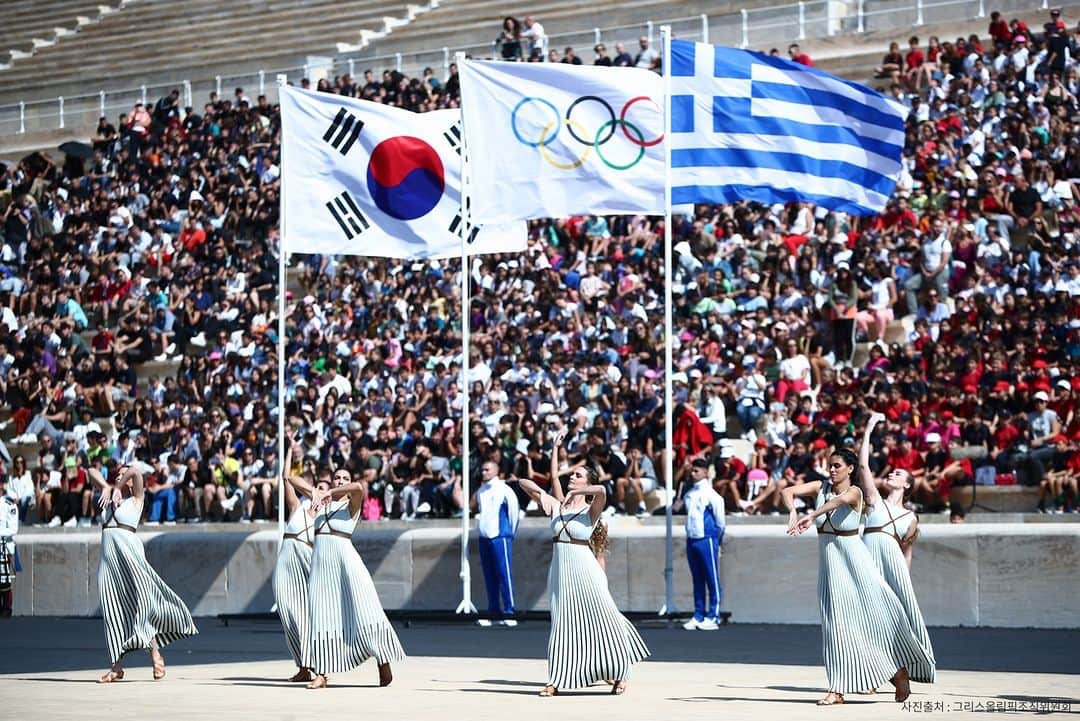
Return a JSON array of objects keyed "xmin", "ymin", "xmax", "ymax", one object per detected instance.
[
  {"xmin": 447, "ymin": 213, "xmax": 480, "ymax": 244},
  {"xmin": 443, "ymin": 121, "xmax": 462, "ymax": 155},
  {"xmin": 326, "ymin": 192, "xmax": 369, "ymax": 240},
  {"xmin": 322, "ymin": 107, "xmax": 364, "ymax": 155}
]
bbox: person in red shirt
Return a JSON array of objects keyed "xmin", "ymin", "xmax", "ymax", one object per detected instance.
[
  {"xmin": 884, "ymin": 387, "xmax": 913, "ymax": 423},
  {"xmin": 887, "ymin": 434, "xmax": 924, "ymax": 476},
  {"xmin": 904, "ymin": 36, "xmax": 925, "ymax": 90},
  {"xmin": 713, "ymin": 444, "xmax": 748, "ymax": 512},
  {"xmin": 673, "ymin": 404, "xmax": 714, "ymax": 469},
  {"xmin": 1008, "ymin": 18, "xmax": 1031, "ymax": 43},
  {"xmin": 988, "ymin": 11, "xmax": 1011, "ymax": 47},
  {"xmin": 178, "ymin": 216, "xmax": 207, "ymax": 252},
  {"xmin": 787, "ymin": 43, "xmax": 813, "ymax": 67},
  {"xmin": 880, "ymin": 197, "xmax": 918, "ymax": 231}
]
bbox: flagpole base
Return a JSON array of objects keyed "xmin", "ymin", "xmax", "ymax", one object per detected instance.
[{"xmin": 455, "ymin": 599, "xmax": 478, "ymax": 614}]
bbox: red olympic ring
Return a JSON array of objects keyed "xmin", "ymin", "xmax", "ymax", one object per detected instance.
[{"xmin": 619, "ymin": 96, "xmax": 665, "ymax": 148}]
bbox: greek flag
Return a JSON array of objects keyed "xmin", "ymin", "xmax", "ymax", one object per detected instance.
[{"xmin": 668, "ymin": 40, "xmax": 906, "ymax": 216}]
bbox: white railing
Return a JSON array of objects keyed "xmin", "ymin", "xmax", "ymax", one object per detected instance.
[{"xmin": 0, "ymin": 0, "xmax": 1046, "ymax": 138}]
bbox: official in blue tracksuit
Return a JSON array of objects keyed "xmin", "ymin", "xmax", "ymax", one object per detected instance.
[
  {"xmin": 683, "ymin": 457, "xmax": 726, "ymax": 630},
  {"xmin": 473, "ymin": 460, "xmax": 520, "ymax": 626}
]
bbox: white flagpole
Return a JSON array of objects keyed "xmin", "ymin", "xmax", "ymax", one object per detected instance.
[
  {"xmin": 660, "ymin": 25, "xmax": 676, "ymax": 619},
  {"xmin": 276, "ymin": 75, "xmax": 289, "ymax": 544},
  {"xmin": 454, "ymin": 51, "xmax": 477, "ymax": 616}
]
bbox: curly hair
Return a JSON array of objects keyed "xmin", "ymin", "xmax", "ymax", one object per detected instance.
[
  {"xmin": 583, "ymin": 464, "xmax": 609, "ymax": 556},
  {"xmin": 589, "ymin": 518, "xmax": 610, "ymax": 556}
]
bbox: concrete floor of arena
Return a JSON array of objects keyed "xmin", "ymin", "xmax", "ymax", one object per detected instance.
[{"xmin": 0, "ymin": 618, "xmax": 1075, "ymax": 720}]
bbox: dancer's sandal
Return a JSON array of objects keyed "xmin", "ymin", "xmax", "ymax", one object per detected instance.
[
  {"xmin": 610, "ymin": 681, "xmax": 628, "ymax": 695},
  {"xmin": 892, "ymin": 667, "xmax": 910, "ymax": 703},
  {"xmin": 306, "ymin": 674, "xmax": 328, "ymax": 689},
  {"xmin": 378, "ymin": 663, "xmax": 393, "ymax": 687},
  {"xmin": 288, "ymin": 669, "xmax": 313, "ymax": 683},
  {"xmin": 538, "ymin": 686, "xmax": 558, "ymax": 697},
  {"xmin": 817, "ymin": 692, "xmax": 844, "ymax": 705},
  {"xmin": 151, "ymin": 652, "xmax": 166, "ymax": 681},
  {"xmin": 98, "ymin": 669, "xmax": 124, "ymax": 684},
  {"xmin": 856, "ymin": 688, "xmax": 878, "ymax": 694}
]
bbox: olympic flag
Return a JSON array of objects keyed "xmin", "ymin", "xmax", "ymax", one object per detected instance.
[
  {"xmin": 279, "ymin": 85, "xmax": 524, "ymax": 258},
  {"xmin": 459, "ymin": 59, "xmax": 665, "ymax": 224}
]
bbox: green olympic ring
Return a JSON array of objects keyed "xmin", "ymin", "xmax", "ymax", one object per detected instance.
[{"xmin": 593, "ymin": 118, "xmax": 646, "ymax": 171}]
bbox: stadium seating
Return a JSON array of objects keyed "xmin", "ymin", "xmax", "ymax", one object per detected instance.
[
  {"xmin": 0, "ymin": 0, "xmax": 122, "ymax": 66},
  {"xmin": 0, "ymin": 0, "xmax": 425, "ymax": 101}
]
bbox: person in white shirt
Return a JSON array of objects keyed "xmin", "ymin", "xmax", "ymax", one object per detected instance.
[
  {"xmin": 4, "ymin": 456, "xmax": 35, "ymax": 521},
  {"xmin": 0, "ymin": 477, "xmax": 19, "ymax": 616},
  {"xmin": 856, "ymin": 263, "xmax": 899, "ymax": 343},
  {"xmin": 680, "ymin": 458, "xmax": 725, "ymax": 630},
  {"xmin": 520, "ymin": 15, "xmax": 545, "ymax": 59},
  {"xmin": 471, "ymin": 460, "xmax": 520, "ymax": 627},
  {"xmin": 903, "ymin": 218, "xmax": 952, "ymax": 314}
]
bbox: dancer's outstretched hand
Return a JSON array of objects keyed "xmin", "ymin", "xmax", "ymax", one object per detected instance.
[
  {"xmin": 98, "ymin": 488, "xmax": 113, "ymax": 511},
  {"xmin": 788, "ymin": 515, "xmax": 814, "ymax": 536}
]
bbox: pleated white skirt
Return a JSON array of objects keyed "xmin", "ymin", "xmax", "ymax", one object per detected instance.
[
  {"xmin": 273, "ymin": 538, "xmax": 313, "ymax": 668},
  {"xmin": 546, "ymin": 543, "xmax": 650, "ymax": 689},
  {"xmin": 98, "ymin": 529, "xmax": 198, "ymax": 664},
  {"xmin": 817, "ymin": 534, "xmax": 933, "ymax": 693},
  {"xmin": 303, "ymin": 534, "xmax": 405, "ymax": 675},
  {"xmin": 863, "ymin": 533, "xmax": 936, "ymax": 683}
]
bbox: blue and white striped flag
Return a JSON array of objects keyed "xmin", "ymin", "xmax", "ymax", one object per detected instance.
[{"xmin": 668, "ymin": 39, "xmax": 906, "ymax": 216}]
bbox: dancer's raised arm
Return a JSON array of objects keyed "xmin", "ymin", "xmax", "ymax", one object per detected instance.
[
  {"xmin": 511, "ymin": 476, "xmax": 560, "ymax": 516},
  {"xmin": 549, "ymin": 428, "xmax": 567, "ymax": 502},
  {"xmin": 859, "ymin": 413, "xmax": 886, "ymax": 509},
  {"xmin": 564, "ymin": 484, "xmax": 606, "ymax": 524}
]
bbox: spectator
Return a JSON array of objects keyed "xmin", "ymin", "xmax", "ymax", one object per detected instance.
[
  {"xmin": 788, "ymin": 43, "xmax": 813, "ymax": 66},
  {"xmin": 593, "ymin": 44, "xmax": 612, "ymax": 67},
  {"xmin": 875, "ymin": 42, "xmax": 904, "ymax": 83},
  {"xmin": 612, "ymin": 42, "xmax": 633, "ymax": 67},
  {"xmin": 496, "ymin": 17, "xmax": 522, "ymax": 61},
  {"xmin": 520, "ymin": 15, "xmax": 546, "ymax": 59},
  {"xmin": 634, "ymin": 36, "xmax": 659, "ymax": 70}
]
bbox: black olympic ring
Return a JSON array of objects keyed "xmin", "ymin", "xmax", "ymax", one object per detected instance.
[{"xmin": 565, "ymin": 95, "xmax": 617, "ymax": 146}]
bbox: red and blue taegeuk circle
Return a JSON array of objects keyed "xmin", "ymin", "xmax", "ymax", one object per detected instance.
[{"xmin": 365, "ymin": 136, "xmax": 445, "ymax": 220}]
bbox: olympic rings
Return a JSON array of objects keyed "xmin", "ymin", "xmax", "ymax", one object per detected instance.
[
  {"xmin": 510, "ymin": 94, "xmax": 663, "ymax": 170},
  {"xmin": 538, "ymin": 119, "xmax": 591, "ymax": 170},
  {"xmin": 594, "ymin": 119, "xmax": 645, "ymax": 171}
]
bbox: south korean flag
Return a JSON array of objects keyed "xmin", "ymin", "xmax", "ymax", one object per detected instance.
[{"xmin": 280, "ymin": 85, "xmax": 525, "ymax": 259}]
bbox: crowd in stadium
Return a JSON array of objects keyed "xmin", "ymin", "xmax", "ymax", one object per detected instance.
[{"xmin": 0, "ymin": 8, "xmax": 1078, "ymax": 528}]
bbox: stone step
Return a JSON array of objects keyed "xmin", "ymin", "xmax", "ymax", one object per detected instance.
[{"xmin": 950, "ymin": 485, "xmax": 1041, "ymax": 514}]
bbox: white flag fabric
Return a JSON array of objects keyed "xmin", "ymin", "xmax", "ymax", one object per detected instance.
[
  {"xmin": 459, "ymin": 60, "xmax": 665, "ymax": 224},
  {"xmin": 279, "ymin": 85, "xmax": 524, "ymax": 258}
]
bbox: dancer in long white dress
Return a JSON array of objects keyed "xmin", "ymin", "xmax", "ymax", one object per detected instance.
[
  {"xmin": 857, "ymin": 414, "xmax": 936, "ymax": 685},
  {"xmin": 298, "ymin": 467, "xmax": 404, "ymax": 690},
  {"xmin": 782, "ymin": 448, "xmax": 932, "ymax": 705},
  {"xmin": 91, "ymin": 466, "xmax": 198, "ymax": 683},
  {"xmin": 514, "ymin": 466, "xmax": 649, "ymax": 697},
  {"xmin": 273, "ymin": 441, "xmax": 329, "ymax": 682}
]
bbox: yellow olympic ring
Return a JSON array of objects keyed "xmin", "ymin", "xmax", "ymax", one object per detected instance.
[{"xmin": 537, "ymin": 119, "xmax": 591, "ymax": 170}]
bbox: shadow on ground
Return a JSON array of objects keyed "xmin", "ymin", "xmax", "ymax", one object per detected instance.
[{"xmin": 0, "ymin": 617, "xmax": 1077, "ymax": 677}]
